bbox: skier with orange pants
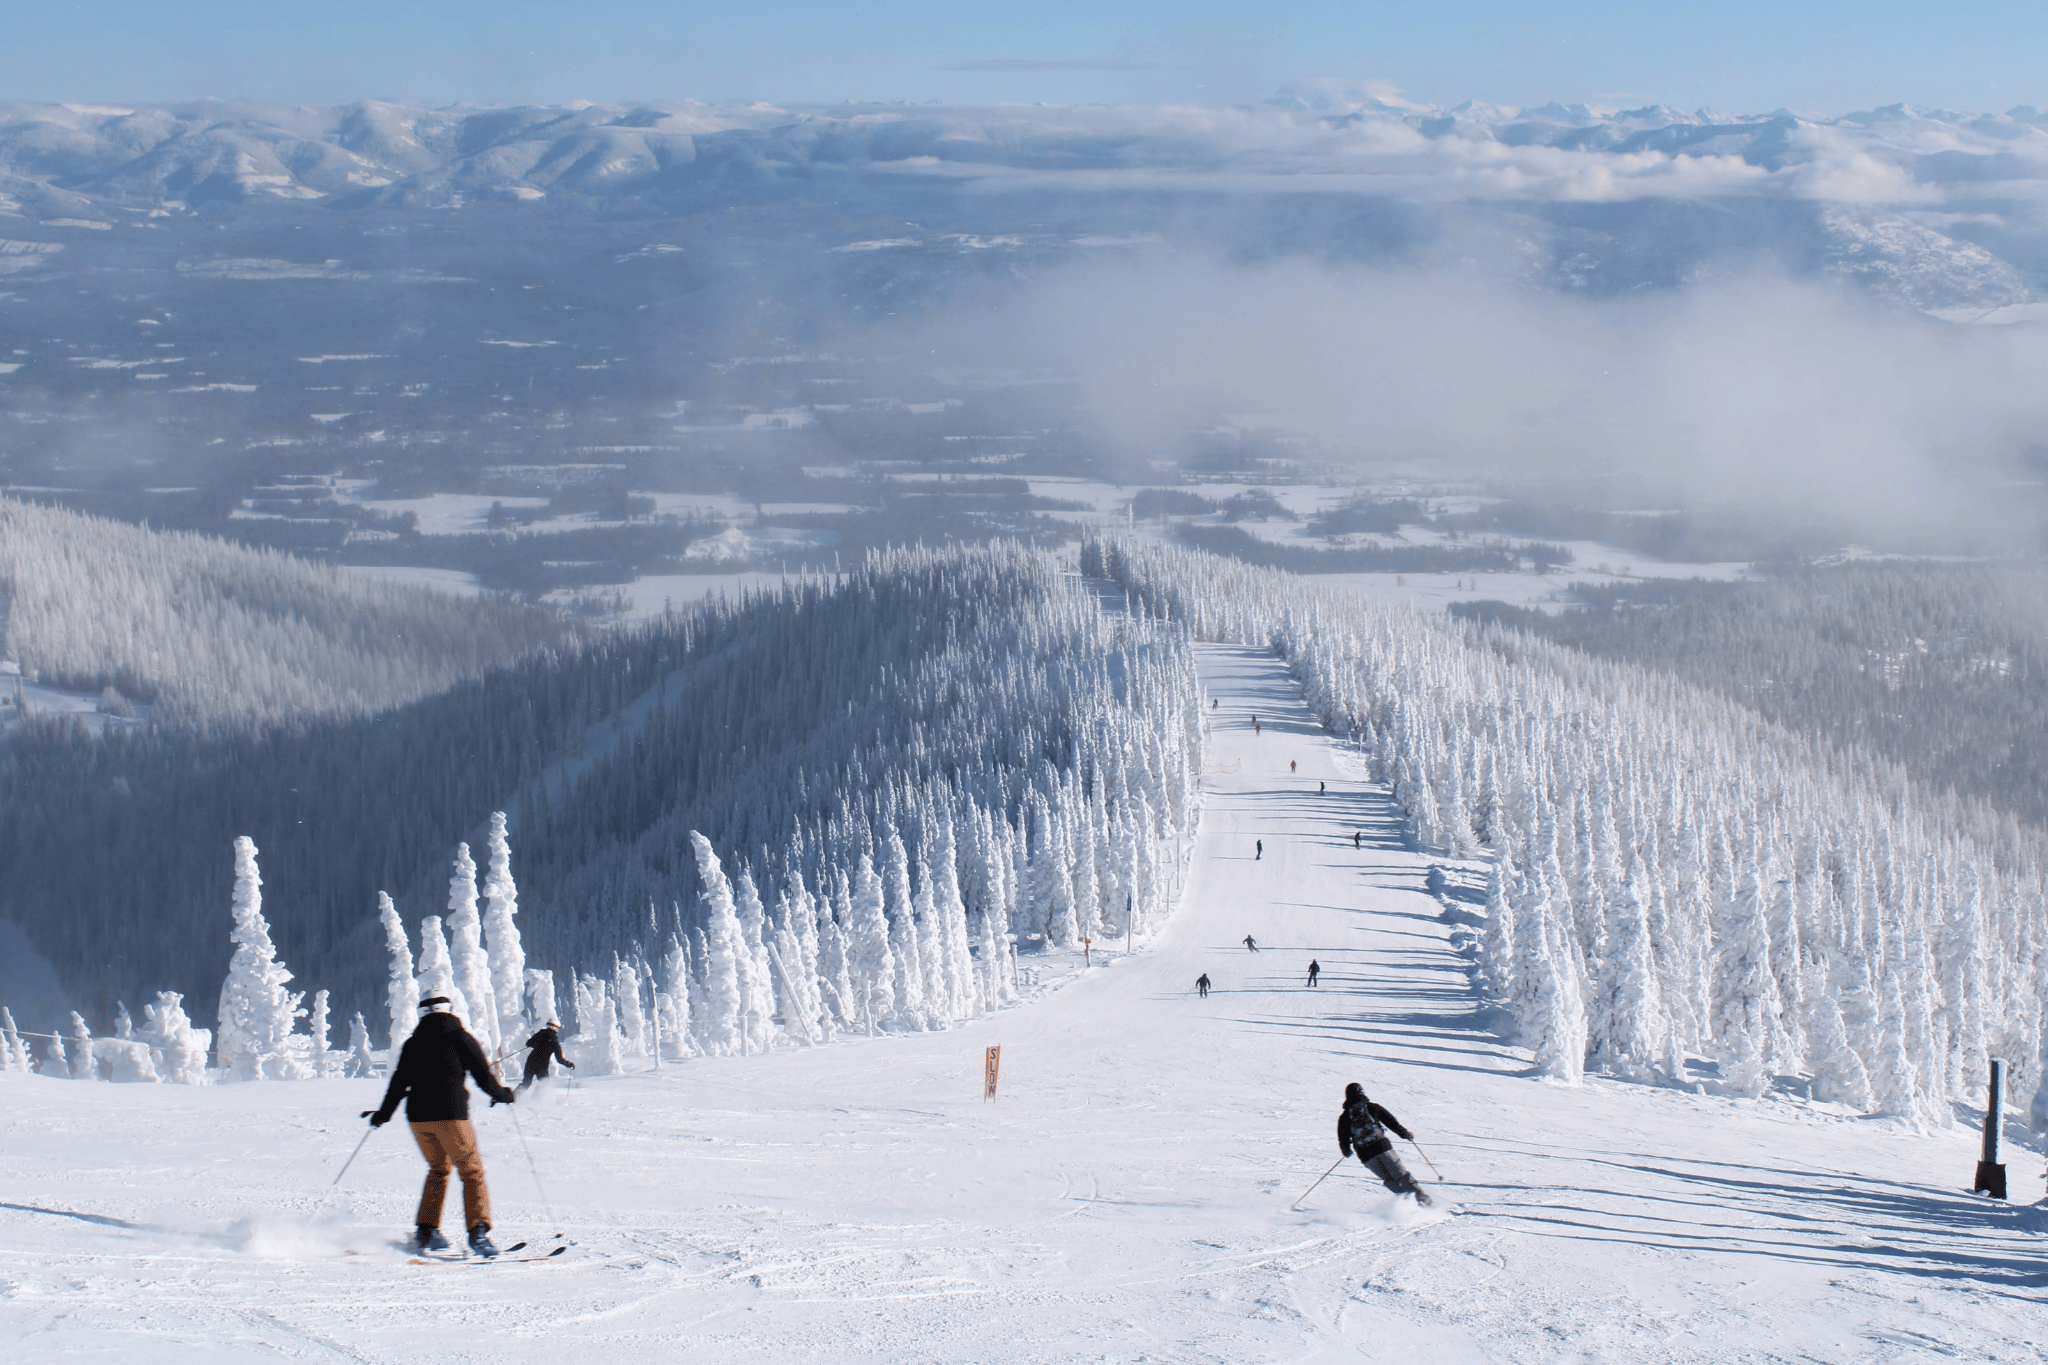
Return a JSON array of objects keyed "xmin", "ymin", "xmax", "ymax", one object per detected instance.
[{"xmin": 368, "ymin": 996, "xmax": 517, "ymax": 1256}]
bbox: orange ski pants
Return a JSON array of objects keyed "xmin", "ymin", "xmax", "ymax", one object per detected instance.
[{"xmin": 409, "ymin": 1119, "xmax": 492, "ymax": 1230}]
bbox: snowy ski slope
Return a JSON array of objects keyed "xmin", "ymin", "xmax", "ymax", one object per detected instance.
[{"xmin": 1, "ymin": 644, "xmax": 2040, "ymax": 1362}]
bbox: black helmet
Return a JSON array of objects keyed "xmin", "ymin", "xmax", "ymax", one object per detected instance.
[{"xmin": 1344, "ymin": 1081, "xmax": 1365, "ymax": 1101}]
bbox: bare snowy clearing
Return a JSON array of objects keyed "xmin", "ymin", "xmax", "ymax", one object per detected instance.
[{"xmin": 1, "ymin": 645, "xmax": 2037, "ymax": 1362}]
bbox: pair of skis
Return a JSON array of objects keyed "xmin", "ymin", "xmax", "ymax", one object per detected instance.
[{"xmin": 410, "ymin": 1239, "xmax": 571, "ymax": 1265}]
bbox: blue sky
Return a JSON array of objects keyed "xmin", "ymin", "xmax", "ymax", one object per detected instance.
[{"xmin": 5, "ymin": 0, "xmax": 2044, "ymax": 113}]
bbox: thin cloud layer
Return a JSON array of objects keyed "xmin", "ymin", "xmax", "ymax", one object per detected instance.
[{"xmin": 916, "ymin": 259, "xmax": 2048, "ymax": 547}]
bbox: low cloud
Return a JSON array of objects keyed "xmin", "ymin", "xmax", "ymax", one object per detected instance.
[{"xmin": 913, "ymin": 258, "xmax": 2048, "ymax": 549}]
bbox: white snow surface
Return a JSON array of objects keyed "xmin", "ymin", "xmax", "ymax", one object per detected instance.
[{"xmin": 2, "ymin": 644, "xmax": 2040, "ymax": 1361}]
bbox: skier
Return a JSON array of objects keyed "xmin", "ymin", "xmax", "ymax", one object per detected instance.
[
  {"xmin": 1306, "ymin": 959, "xmax": 1320, "ymax": 987},
  {"xmin": 520, "ymin": 1019, "xmax": 575, "ymax": 1088},
  {"xmin": 1320, "ymin": 780, "xmax": 1326, "ymax": 795},
  {"xmin": 1255, "ymin": 839, "xmax": 1263, "ymax": 860},
  {"xmin": 1336, "ymin": 1081, "xmax": 1431, "ymax": 1206},
  {"xmin": 1244, "ymin": 934, "xmax": 1259, "ymax": 952},
  {"xmin": 368, "ymin": 996, "xmax": 517, "ymax": 1256},
  {"xmin": 1290, "ymin": 760, "xmax": 1297, "ymax": 773},
  {"xmin": 1353, "ymin": 831, "xmax": 1361, "ymax": 850},
  {"xmin": 1196, "ymin": 973, "xmax": 1211, "ymax": 998}
]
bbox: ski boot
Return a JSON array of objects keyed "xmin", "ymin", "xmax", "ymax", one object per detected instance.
[
  {"xmin": 468, "ymin": 1223, "xmax": 501, "ymax": 1258},
  {"xmin": 415, "ymin": 1225, "xmax": 450, "ymax": 1253}
]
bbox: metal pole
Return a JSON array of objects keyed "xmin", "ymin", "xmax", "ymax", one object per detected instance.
[
  {"xmin": 1291, "ymin": 1156, "xmax": 1347, "ymax": 1210},
  {"xmin": 508, "ymin": 1104, "xmax": 562, "ymax": 1236},
  {"xmin": 330, "ymin": 1123, "xmax": 377, "ymax": 1189},
  {"xmin": 1408, "ymin": 1138, "xmax": 1444, "ymax": 1182}
]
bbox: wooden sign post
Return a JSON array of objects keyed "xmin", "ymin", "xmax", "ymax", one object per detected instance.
[
  {"xmin": 1973, "ymin": 1058, "xmax": 2007, "ymax": 1200},
  {"xmin": 983, "ymin": 1045, "xmax": 1001, "ymax": 1102}
]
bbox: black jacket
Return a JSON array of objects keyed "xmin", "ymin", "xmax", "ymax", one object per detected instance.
[
  {"xmin": 374, "ymin": 1013, "xmax": 513, "ymax": 1123},
  {"xmin": 523, "ymin": 1027, "xmax": 572, "ymax": 1073},
  {"xmin": 1337, "ymin": 1099, "xmax": 1413, "ymax": 1161}
]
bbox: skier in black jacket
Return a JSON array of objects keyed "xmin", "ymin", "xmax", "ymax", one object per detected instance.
[
  {"xmin": 369, "ymin": 997, "xmax": 517, "ymax": 1255},
  {"xmin": 521, "ymin": 1020, "xmax": 575, "ymax": 1088},
  {"xmin": 1337, "ymin": 1081, "xmax": 1432, "ymax": 1206}
]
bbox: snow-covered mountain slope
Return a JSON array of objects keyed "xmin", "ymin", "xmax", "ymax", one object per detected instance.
[
  {"xmin": 0, "ymin": 497, "xmax": 573, "ymax": 726},
  {"xmin": 1, "ymin": 95, "xmax": 2043, "ymax": 305},
  {"xmin": 0, "ymin": 643, "xmax": 2035, "ymax": 1362}
]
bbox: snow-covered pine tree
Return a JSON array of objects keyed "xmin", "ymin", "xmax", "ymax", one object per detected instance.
[
  {"xmin": 1805, "ymin": 967, "xmax": 1874, "ymax": 1109},
  {"xmin": 445, "ymin": 843, "xmax": 499, "ymax": 1052},
  {"xmin": 931, "ymin": 815, "xmax": 979, "ymax": 1019},
  {"xmin": 569, "ymin": 974, "xmax": 624, "ymax": 1076},
  {"xmin": 522, "ymin": 969, "xmax": 556, "ymax": 1034},
  {"xmin": 690, "ymin": 832, "xmax": 746, "ymax": 1055},
  {"xmin": 378, "ymin": 892, "xmax": 419, "ymax": 1054},
  {"xmin": 309, "ymin": 989, "xmax": 333, "ymax": 1078},
  {"xmin": 732, "ymin": 865, "xmax": 780, "ymax": 1050},
  {"xmin": 346, "ymin": 1012, "xmax": 376, "ymax": 1078},
  {"xmin": 215, "ymin": 837, "xmax": 300, "ymax": 1081},
  {"xmin": 614, "ymin": 957, "xmax": 648, "ymax": 1060},
  {"xmin": 140, "ymin": 992, "xmax": 210, "ymax": 1085},
  {"xmin": 1594, "ymin": 855, "xmax": 1666, "ymax": 1077},
  {"xmin": 843, "ymin": 853, "xmax": 895, "ymax": 1034},
  {"xmin": 882, "ymin": 831, "xmax": 928, "ymax": 1030},
  {"xmin": 68, "ymin": 1011, "xmax": 97, "ymax": 1081},
  {"xmin": 655, "ymin": 937, "xmax": 696, "ymax": 1059},
  {"xmin": 0, "ymin": 1007, "xmax": 23, "ymax": 1074},
  {"xmin": 481, "ymin": 812, "xmax": 528, "ymax": 1051},
  {"xmin": 414, "ymin": 915, "xmax": 467, "ymax": 1023},
  {"xmin": 1520, "ymin": 881, "xmax": 1587, "ymax": 1084}
]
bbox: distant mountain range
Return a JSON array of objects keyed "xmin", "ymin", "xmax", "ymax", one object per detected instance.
[{"xmin": 3, "ymin": 94, "xmax": 2047, "ymax": 308}]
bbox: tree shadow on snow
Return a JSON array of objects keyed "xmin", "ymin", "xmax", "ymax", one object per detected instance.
[{"xmin": 1436, "ymin": 1146, "xmax": 2048, "ymax": 1295}]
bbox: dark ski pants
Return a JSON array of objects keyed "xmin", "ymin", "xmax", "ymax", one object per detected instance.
[
  {"xmin": 1361, "ymin": 1149, "xmax": 1427, "ymax": 1201},
  {"xmin": 520, "ymin": 1058, "xmax": 550, "ymax": 1088},
  {"xmin": 410, "ymin": 1120, "xmax": 491, "ymax": 1230}
]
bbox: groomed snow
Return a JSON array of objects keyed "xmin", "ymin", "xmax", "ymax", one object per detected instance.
[{"xmin": 1, "ymin": 644, "xmax": 2038, "ymax": 1362}]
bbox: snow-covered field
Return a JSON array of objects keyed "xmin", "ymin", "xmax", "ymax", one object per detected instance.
[{"xmin": 3, "ymin": 644, "xmax": 2038, "ymax": 1362}]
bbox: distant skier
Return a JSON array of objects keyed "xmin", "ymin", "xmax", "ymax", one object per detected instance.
[
  {"xmin": 1290, "ymin": 760, "xmax": 1297, "ymax": 773},
  {"xmin": 1196, "ymin": 973, "xmax": 1211, "ymax": 998},
  {"xmin": 520, "ymin": 1019, "xmax": 575, "ymax": 1088},
  {"xmin": 1319, "ymin": 780, "xmax": 1326, "ymax": 795},
  {"xmin": 1255, "ymin": 839, "xmax": 1263, "ymax": 860},
  {"xmin": 1244, "ymin": 934, "xmax": 1259, "ymax": 952},
  {"xmin": 368, "ymin": 996, "xmax": 517, "ymax": 1256},
  {"xmin": 1353, "ymin": 831, "xmax": 1361, "ymax": 850},
  {"xmin": 1306, "ymin": 959, "xmax": 1320, "ymax": 987},
  {"xmin": 1211, "ymin": 698, "xmax": 1217, "ymax": 709},
  {"xmin": 1337, "ymin": 1081, "xmax": 1431, "ymax": 1206}
]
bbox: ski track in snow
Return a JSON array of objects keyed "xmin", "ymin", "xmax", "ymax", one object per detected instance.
[{"xmin": 3, "ymin": 643, "xmax": 2045, "ymax": 1362}]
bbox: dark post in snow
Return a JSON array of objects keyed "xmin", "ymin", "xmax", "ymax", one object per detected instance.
[{"xmin": 1972, "ymin": 1058, "xmax": 2006, "ymax": 1200}]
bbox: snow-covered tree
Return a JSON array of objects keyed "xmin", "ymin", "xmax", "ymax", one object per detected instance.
[
  {"xmin": 842, "ymin": 854, "xmax": 896, "ymax": 1034},
  {"xmin": 690, "ymin": 832, "xmax": 746, "ymax": 1056},
  {"xmin": 378, "ymin": 892, "xmax": 419, "ymax": 1054},
  {"xmin": 215, "ymin": 837, "xmax": 300, "ymax": 1081},
  {"xmin": 305, "ymin": 989, "xmax": 334, "ymax": 1077},
  {"xmin": 570, "ymin": 973, "xmax": 624, "ymax": 1076},
  {"xmin": 68, "ymin": 1011, "xmax": 97, "ymax": 1081},
  {"xmin": 345, "ymin": 1012, "xmax": 377, "ymax": 1079},
  {"xmin": 445, "ymin": 842, "xmax": 499, "ymax": 1053},
  {"xmin": 414, "ymin": 915, "xmax": 467, "ymax": 1024},
  {"xmin": 140, "ymin": 992, "xmax": 210, "ymax": 1085},
  {"xmin": 481, "ymin": 812, "xmax": 528, "ymax": 1051}
]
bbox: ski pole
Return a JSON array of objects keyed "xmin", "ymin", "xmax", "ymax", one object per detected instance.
[
  {"xmin": 330, "ymin": 1118, "xmax": 378, "ymax": 1188},
  {"xmin": 1291, "ymin": 1156, "xmax": 1347, "ymax": 1210},
  {"xmin": 1408, "ymin": 1139, "xmax": 1443, "ymax": 1182},
  {"xmin": 507, "ymin": 1103, "xmax": 563, "ymax": 1241}
]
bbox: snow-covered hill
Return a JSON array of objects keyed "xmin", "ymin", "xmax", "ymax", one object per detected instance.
[{"xmin": 0, "ymin": 641, "xmax": 2035, "ymax": 1362}]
